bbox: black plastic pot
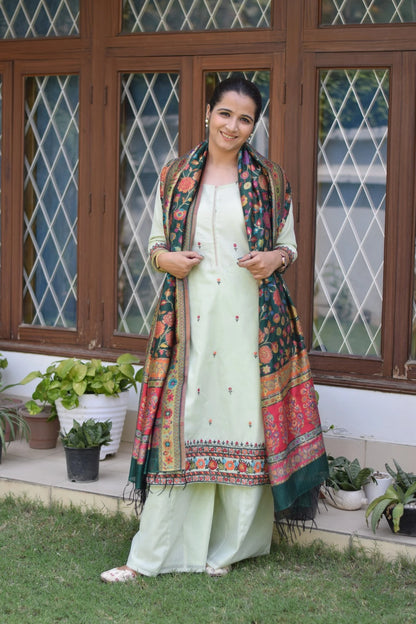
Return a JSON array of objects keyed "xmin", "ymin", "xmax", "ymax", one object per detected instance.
[
  {"xmin": 385, "ymin": 504, "xmax": 416, "ymax": 536},
  {"xmin": 64, "ymin": 446, "xmax": 100, "ymax": 482}
]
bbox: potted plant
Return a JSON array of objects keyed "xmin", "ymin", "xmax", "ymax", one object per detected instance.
[
  {"xmin": 363, "ymin": 469, "xmax": 393, "ymax": 504},
  {"xmin": 322, "ymin": 455, "xmax": 373, "ymax": 510},
  {"xmin": 61, "ymin": 418, "xmax": 112, "ymax": 482},
  {"xmin": 0, "ymin": 353, "xmax": 29, "ymax": 462},
  {"xmin": 0, "ymin": 353, "xmax": 25, "ymax": 442},
  {"xmin": 365, "ymin": 460, "xmax": 416, "ymax": 535},
  {"xmin": 20, "ymin": 353, "xmax": 142, "ymax": 459}
]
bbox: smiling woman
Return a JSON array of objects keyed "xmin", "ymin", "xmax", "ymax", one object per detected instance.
[{"xmin": 101, "ymin": 74, "xmax": 328, "ymax": 583}]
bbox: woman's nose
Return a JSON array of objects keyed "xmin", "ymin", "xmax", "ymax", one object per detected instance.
[{"xmin": 226, "ymin": 116, "xmax": 238, "ymax": 131}]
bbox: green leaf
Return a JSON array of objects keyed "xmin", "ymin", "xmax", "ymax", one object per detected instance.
[
  {"xmin": 117, "ymin": 353, "xmax": 140, "ymax": 366},
  {"xmin": 19, "ymin": 370, "xmax": 42, "ymax": 385},
  {"xmin": 70, "ymin": 362, "xmax": 88, "ymax": 383},
  {"xmin": 391, "ymin": 503, "xmax": 404, "ymax": 532},
  {"xmin": 55, "ymin": 359, "xmax": 76, "ymax": 378},
  {"xmin": 24, "ymin": 400, "xmax": 42, "ymax": 415},
  {"xmin": 73, "ymin": 380, "xmax": 88, "ymax": 396}
]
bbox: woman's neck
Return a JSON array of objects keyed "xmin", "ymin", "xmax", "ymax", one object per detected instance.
[{"xmin": 203, "ymin": 149, "xmax": 238, "ymax": 185}]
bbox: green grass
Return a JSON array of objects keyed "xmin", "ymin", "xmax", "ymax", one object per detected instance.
[{"xmin": 1, "ymin": 496, "xmax": 415, "ymax": 624}]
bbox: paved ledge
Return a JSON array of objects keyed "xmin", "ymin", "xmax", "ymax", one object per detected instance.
[{"xmin": 1, "ymin": 440, "xmax": 416, "ymax": 560}]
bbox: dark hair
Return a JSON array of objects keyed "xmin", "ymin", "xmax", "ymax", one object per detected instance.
[{"xmin": 208, "ymin": 74, "xmax": 263, "ymax": 125}]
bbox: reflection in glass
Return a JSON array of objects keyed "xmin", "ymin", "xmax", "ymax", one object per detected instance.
[
  {"xmin": 321, "ymin": 0, "xmax": 416, "ymax": 24},
  {"xmin": 118, "ymin": 73, "xmax": 179, "ymax": 335},
  {"xmin": 23, "ymin": 75, "xmax": 79, "ymax": 327},
  {"xmin": 122, "ymin": 0, "xmax": 271, "ymax": 32},
  {"xmin": 0, "ymin": 0, "xmax": 79, "ymax": 39},
  {"xmin": 205, "ymin": 71, "xmax": 270, "ymax": 157},
  {"xmin": 313, "ymin": 69, "xmax": 389, "ymax": 356}
]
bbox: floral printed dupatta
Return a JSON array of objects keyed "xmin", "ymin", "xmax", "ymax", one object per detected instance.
[{"xmin": 129, "ymin": 141, "xmax": 328, "ymax": 526}]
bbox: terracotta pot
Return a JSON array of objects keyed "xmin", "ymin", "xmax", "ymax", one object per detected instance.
[{"xmin": 19, "ymin": 405, "xmax": 60, "ymax": 449}]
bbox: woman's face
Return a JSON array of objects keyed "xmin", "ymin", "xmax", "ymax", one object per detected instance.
[{"xmin": 206, "ymin": 90, "xmax": 256, "ymax": 155}]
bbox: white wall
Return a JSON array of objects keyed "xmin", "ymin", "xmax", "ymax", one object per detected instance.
[{"xmin": 317, "ymin": 383, "xmax": 416, "ymax": 446}]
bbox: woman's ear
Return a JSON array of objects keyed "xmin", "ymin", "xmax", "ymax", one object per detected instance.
[{"xmin": 205, "ymin": 104, "xmax": 211, "ymax": 120}]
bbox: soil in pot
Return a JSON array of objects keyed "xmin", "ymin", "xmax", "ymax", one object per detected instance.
[{"xmin": 64, "ymin": 446, "xmax": 100, "ymax": 482}]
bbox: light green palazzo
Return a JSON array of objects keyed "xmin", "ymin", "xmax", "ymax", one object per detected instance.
[{"xmin": 127, "ymin": 183, "xmax": 296, "ymax": 575}]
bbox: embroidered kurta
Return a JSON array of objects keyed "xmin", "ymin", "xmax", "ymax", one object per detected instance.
[
  {"xmin": 147, "ymin": 181, "xmax": 297, "ymax": 487},
  {"xmin": 129, "ymin": 142, "xmax": 328, "ymax": 523}
]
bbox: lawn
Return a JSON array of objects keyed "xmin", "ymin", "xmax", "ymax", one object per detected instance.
[{"xmin": 0, "ymin": 495, "xmax": 415, "ymax": 624}]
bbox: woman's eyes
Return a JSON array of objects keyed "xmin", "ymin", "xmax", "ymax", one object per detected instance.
[{"xmin": 219, "ymin": 111, "xmax": 251, "ymax": 124}]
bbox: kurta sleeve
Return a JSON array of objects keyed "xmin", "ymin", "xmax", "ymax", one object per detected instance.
[
  {"xmin": 148, "ymin": 190, "xmax": 169, "ymax": 271},
  {"xmin": 275, "ymin": 200, "xmax": 297, "ymax": 263}
]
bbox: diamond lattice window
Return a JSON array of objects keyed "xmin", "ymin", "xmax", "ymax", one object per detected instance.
[
  {"xmin": 118, "ymin": 73, "xmax": 179, "ymax": 335},
  {"xmin": 321, "ymin": 0, "xmax": 416, "ymax": 24},
  {"xmin": 0, "ymin": 76, "xmax": 2, "ymax": 274},
  {"xmin": 23, "ymin": 75, "xmax": 79, "ymax": 328},
  {"xmin": 0, "ymin": 0, "xmax": 79, "ymax": 38},
  {"xmin": 122, "ymin": 0, "xmax": 272, "ymax": 32},
  {"xmin": 313, "ymin": 69, "xmax": 389, "ymax": 356}
]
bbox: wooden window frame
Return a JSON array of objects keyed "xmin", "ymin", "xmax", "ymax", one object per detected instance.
[{"xmin": 297, "ymin": 50, "xmax": 416, "ymax": 392}]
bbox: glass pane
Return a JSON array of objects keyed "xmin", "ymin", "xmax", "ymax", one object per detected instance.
[
  {"xmin": 122, "ymin": 0, "xmax": 272, "ymax": 32},
  {"xmin": 321, "ymin": 0, "xmax": 416, "ymax": 24},
  {"xmin": 205, "ymin": 70, "xmax": 270, "ymax": 157},
  {"xmin": 118, "ymin": 73, "xmax": 179, "ymax": 335},
  {"xmin": 23, "ymin": 75, "xmax": 79, "ymax": 328},
  {"xmin": 313, "ymin": 69, "xmax": 389, "ymax": 356},
  {"xmin": 0, "ymin": 77, "xmax": 2, "ymax": 278},
  {"xmin": 0, "ymin": 0, "xmax": 79, "ymax": 39}
]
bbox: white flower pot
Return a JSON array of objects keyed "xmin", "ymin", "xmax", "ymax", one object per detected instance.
[
  {"xmin": 323, "ymin": 486, "xmax": 366, "ymax": 511},
  {"xmin": 56, "ymin": 392, "xmax": 129, "ymax": 460},
  {"xmin": 363, "ymin": 472, "xmax": 393, "ymax": 504}
]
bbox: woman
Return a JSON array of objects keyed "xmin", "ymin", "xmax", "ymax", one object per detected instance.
[{"xmin": 101, "ymin": 75, "xmax": 328, "ymax": 582}]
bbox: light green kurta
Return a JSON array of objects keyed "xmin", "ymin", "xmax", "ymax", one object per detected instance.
[{"xmin": 148, "ymin": 182, "xmax": 297, "ymax": 487}]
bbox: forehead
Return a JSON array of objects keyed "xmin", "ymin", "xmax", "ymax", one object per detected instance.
[{"xmin": 213, "ymin": 90, "xmax": 256, "ymax": 116}]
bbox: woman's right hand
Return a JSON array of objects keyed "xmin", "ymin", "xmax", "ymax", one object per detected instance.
[{"xmin": 157, "ymin": 251, "xmax": 203, "ymax": 279}]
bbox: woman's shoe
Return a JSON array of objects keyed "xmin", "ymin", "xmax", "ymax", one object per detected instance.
[
  {"xmin": 100, "ymin": 567, "xmax": 137, "ymax": 583},
  {"xmin": 205, "ymin": 564, "xmax": 231, "ymax": 577}
]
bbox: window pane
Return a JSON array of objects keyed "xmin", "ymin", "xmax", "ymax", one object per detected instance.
[
  {"xmin": 321, "ymin": 0, "xmax": 416, "ymax": 24},
  {"xmin": 313, "ymin": 69, "xmax": 389, "ymax": 356},
  {"xmin": 23, "ymin": 75, "xmax": 79, "ymax": 328},
  {"xmin": 0, "ymin": 0, "xmax": 79, "ymax": 39},
  {"xmin": 0, "ymin": 77, "xmax": 2, "ymax": 277},
  {"xmin": 118, "ymin": 73, "xmax": 179, "ymax": 335},
  {"xmin": 121, "ymin": 0, "xmax": 272, "ymax": 32},
  {"xmin": 205, "ymin": 70, "xmax": 270, "ymax": 157}
]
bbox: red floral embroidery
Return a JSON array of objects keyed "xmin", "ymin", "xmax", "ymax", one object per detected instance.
[
  {"xmin": 259, "ymin": 345, "xmax": 273, "ymax": 363},
  {"xmin": 177, "ymin": 176, "xmax": 195, "ymax": 192}
]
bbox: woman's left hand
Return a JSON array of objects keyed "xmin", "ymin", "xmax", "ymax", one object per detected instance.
[{"xmin": 237, "ymin": 250, "xmax": 285, "ymax": 280}]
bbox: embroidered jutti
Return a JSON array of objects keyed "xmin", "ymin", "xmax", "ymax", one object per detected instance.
[{"xmin": 129, "ymin": 141, "xmax": 328, "ymax": 528}]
